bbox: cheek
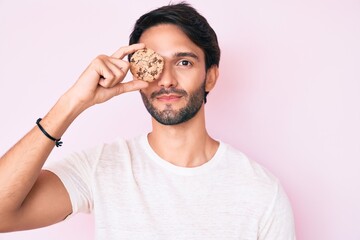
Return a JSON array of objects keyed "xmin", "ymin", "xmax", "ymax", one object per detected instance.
[
  {"xmin": 140, "ymin": 82, "xmax": 157, "ymax": 94},
  {"xmin": 174, "ymin": 68, "xmax": 206, "ymax": 85}
]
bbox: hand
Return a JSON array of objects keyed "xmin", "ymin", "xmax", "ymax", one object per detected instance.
[{"xmin": 65, "ymin": 43, "xmax": 149, "ymax": 111}]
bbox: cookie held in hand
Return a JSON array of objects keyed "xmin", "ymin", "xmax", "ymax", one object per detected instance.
[{"xmin": 130, "ymin": 48, "xmax": 164, "ymax": 82}]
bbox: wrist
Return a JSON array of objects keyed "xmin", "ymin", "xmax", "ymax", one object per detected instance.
[
  {"xmin": 39, "ymin": 94, "xmax": 85, "ymax": 140},
  {"xmin": 58, "ymin": 91, "xmax": 88, "ymax": 120},
  {"xmin": 36, "ymin": 118, "xmax": 63, "ymax": 147}
]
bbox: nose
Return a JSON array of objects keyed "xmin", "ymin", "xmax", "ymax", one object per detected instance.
[{"xmin": 157, "ymin": 63, "xmax": 178, "ymax": 88}]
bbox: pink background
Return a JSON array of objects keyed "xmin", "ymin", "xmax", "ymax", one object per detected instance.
[{"xmin": 0, "ymin": 0, "xmax": 359, "ymax": 239}]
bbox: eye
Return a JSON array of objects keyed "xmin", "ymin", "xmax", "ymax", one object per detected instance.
[{"xmin": 177, "ymin": 60, "xmax": 192, "ymax": 66}]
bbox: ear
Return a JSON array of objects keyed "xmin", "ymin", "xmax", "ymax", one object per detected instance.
[{"xmin": 205, "ymin": 65, "xmax": 219, "ymax": 92}]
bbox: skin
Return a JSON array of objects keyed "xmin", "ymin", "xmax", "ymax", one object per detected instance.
[
  {"xmin": 139, "ymin": 24, "xmax": 219, "ymax": 167},
  {"xmin": 0, "ymin": 23, "xmax": 219, "ymax": 232}
]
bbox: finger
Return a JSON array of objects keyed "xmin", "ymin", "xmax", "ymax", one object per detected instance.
[
  {"xmin": 110, "ymin": 80, "xmax": 149, "ymax": 97},
  {"xmin": 94, "ymin": 58, "xmax": 115, "ymax": 84},
  {"xmin": 99, "ymin": 60, "xmax": 125, "ymax": 88},
  {"xmin": 108, "ymin": 58, "xmax": 130, "ymax": 74},
  {"xmin": 111, "ymin": 43, "xmax": 145, "ymax": 59}
]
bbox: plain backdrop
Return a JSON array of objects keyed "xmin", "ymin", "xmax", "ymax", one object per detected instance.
[{"xmin": 0, "ymin": 0, "xmax": 359, "ymax": 239}]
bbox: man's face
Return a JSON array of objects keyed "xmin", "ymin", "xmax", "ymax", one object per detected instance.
[{"xmin": 138, "ymin": 24, "xmax": 207, "ymax": 125}]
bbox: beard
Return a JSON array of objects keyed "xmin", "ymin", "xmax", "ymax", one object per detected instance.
[{"xmin": 140, "ymin": 81, "xmax": 206, "ymax": 125}]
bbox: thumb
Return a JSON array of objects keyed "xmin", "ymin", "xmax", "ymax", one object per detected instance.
[{"xmin": 111, "ymin": 80, "xmax": 149, "ymax": 96}]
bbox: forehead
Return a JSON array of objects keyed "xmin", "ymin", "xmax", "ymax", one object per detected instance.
[{"xmin": 139, "ymin": 24, "xmax": 204, "ymax": 61}]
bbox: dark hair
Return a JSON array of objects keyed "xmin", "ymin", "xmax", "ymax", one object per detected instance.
[{"xmin": 128, "ymin": 2, "xmax": 220, "ymax": 70}]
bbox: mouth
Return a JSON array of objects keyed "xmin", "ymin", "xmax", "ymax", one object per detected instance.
[
  {"xmin": 151, "ymin": 87, "xmax": 188, "ymax": 102},
  {"xmin": 156, "ymin": 94, "xmax": 182, "ymax": 102}
]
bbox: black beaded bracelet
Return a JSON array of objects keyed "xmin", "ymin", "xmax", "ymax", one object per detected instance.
[{"xmin": 36, "ymin": 118, "xmax": 63, "ymax": 147}]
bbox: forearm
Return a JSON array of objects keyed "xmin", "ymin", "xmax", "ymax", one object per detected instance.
[
  {"xmin": 0, "ymin": 43, "xmax": 147, "ymax": 226},
  {"xmin": 0, "ymin": 93, "xmax": 83, "ymax": 214}
]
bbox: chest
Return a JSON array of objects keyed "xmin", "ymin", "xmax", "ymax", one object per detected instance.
[{"xmin": 92, "ymin": 165, "xmax": 263, "ymax": 239}]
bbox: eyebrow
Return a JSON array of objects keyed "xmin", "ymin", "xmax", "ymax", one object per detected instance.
[{"xmin": 173, "ymin": 52, "xmax": 199, "ymax": 60}]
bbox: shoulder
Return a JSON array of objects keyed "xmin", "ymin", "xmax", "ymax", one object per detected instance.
[
  {"xmin": 92, "ymin": 135, "xmax": 146, "ymax": 169},
  {"xmin": 99, "ymin": 135, "xmax": 145, "ymax": 159},
  {"xmin": 221, "ymin": 142, "xmax": 279, "ymax": 186},
  {"xmin": 221, "ymin": 143, "xmax": 295, "ymax": 220},
  {"xmin": 218, "ymin": 142, "xmax": 287, "ymax": 210}
]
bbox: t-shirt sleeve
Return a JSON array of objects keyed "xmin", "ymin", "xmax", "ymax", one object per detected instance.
[
  {"xmin": 258, "ymin": 181, "xmax": 296, "ymax": 240},
  {"xmin": 44, "ymin": 145, "xmax": 102, "ymax": 217}
]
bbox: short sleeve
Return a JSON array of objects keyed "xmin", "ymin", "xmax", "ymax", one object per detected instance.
[
  {"xmin": 44, "ymin": 145, "xmax": 103, "ymax": 217},
  {"xmin": 258, "ymin": 181, "xmax": 296, "ymax": 240}
]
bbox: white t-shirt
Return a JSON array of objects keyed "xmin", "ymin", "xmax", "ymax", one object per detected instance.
[{"xmin": 46, "ymin": 135, "xmax": 296, "ymax": 240}]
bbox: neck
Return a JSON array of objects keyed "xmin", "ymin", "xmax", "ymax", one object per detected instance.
[{"xmin": 148, "ymin": 106, "xmax": 219, "ymax": 167}]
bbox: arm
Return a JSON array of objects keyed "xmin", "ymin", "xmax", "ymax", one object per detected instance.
[
  {"xmin": 0, "ymin": 43, "xmax": 148, "ymax": 232},
  {"xmin": 258, "ymin": 182, "xmax": 296, "ymax": 240}
]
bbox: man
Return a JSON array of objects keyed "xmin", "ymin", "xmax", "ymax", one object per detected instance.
[{"xmin": 0, "ymin": 3, "xmax": 296, "ymax": 239}]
